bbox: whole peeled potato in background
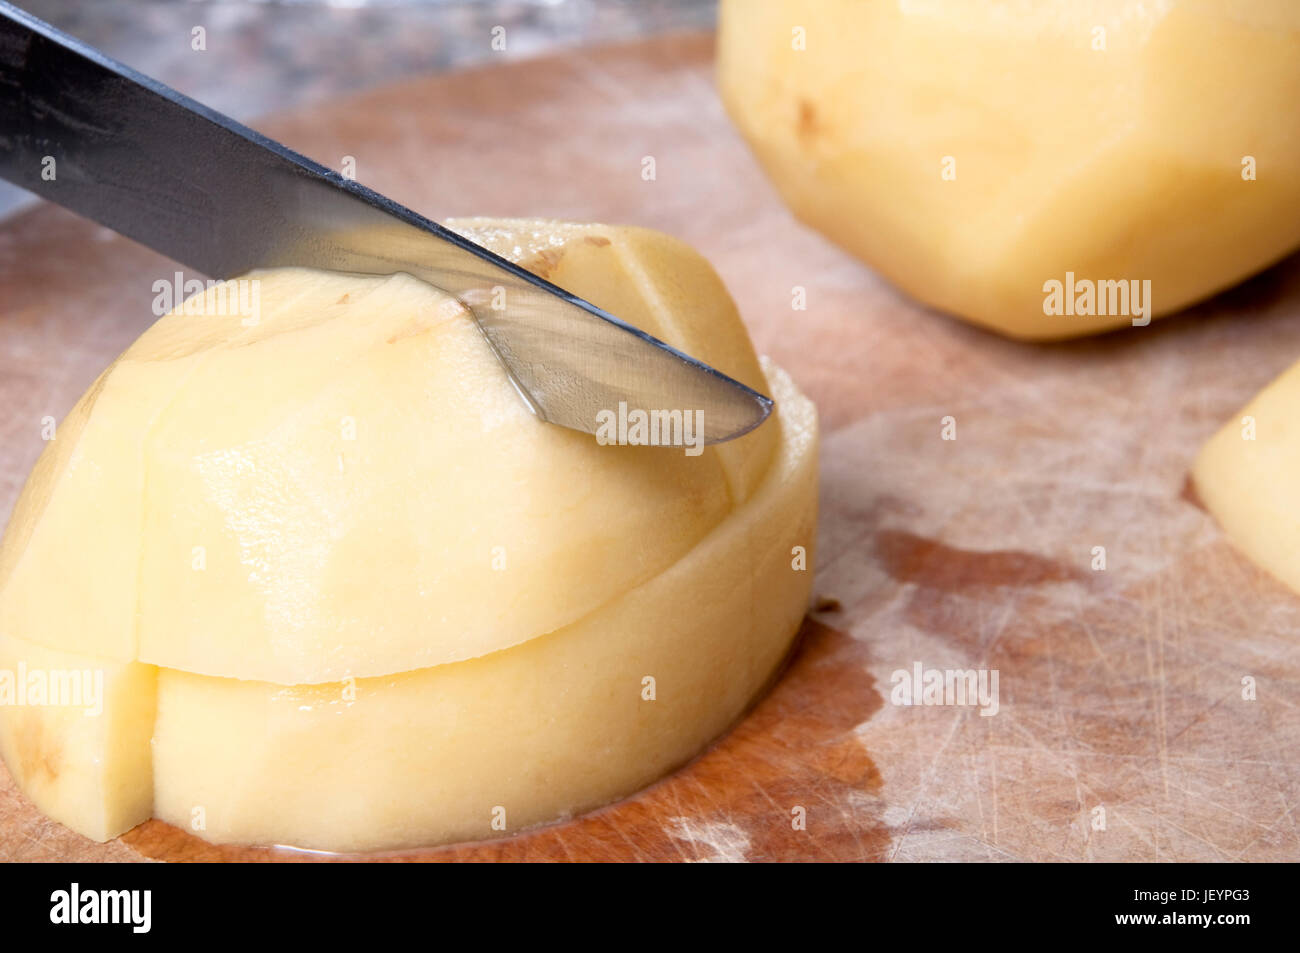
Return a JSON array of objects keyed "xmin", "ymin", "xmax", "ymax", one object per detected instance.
[{"xmin": 718, "ymin": 0, "xmax": 1300, "ymax": 340}]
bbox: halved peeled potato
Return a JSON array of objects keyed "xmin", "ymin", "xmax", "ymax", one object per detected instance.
[{"xmin": 0, "ymin": 219, "xmax": 818, "ymax": 851}]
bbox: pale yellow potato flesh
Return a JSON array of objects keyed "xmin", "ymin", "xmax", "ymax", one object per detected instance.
[
  {"xmin": 1194, "ymin": 362, "xmax": 1300, "ymax": 593},
  {"xmin": 0, "ymin": 219, "xmax": 818, "ymax": 847},
  {"xmin": 151, "ymin": 361, "xmax": 815, "ymax": 852},
  {"xmin": 453, "ymin": 219, "xmax": 779, "ymax": 502},
  {"xmin": 1, "ymin": 220, "xmax": 781, "ymax": 684},
  {"xmin": 0, "ymin": 636, "xmax": 156, "ymax": 842},
  {"xmin": 137, "ymin": 267, "xmax": 735, "ymax": 683},
  {"xmin": 718, "ymin": 0, "xmax": 1300, "ymax": 340}
]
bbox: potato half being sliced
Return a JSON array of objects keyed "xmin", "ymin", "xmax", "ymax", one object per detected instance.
[
  {"xmin": 151, "ymin": 361, "xmax": 815, "ymax": 851},
  {"xmin": 0, "ymin": 220, "xmax": 818, "ymax": 849}
]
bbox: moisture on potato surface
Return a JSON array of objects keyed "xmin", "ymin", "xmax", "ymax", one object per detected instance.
[{"xmin": 0, "ymin": 218, "xmax": 819, "ymax": 851}]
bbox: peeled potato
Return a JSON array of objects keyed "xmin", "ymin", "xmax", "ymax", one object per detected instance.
[
  {"xmin": 0, "ymin": 219, "xmax": 818, "ymax": 849},
  {"xmin": 151, "ymin": 362, "xmax": 814, "ymax": 851},
  {"xmin": 0, "ymin": 636, "xmax": 155, "ymax": 842},
  {"xmin": 718, "ymin": 0, "xmax": 1300, "ymax": 339},
  {"xmin": 1194, "ymin": 362, "xmax": 1300, "ymax": 592}
]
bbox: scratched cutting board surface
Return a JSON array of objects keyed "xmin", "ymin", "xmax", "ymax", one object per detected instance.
[{"xmin": 2, "ymin": 33, "xmax": 1299, "ymax": 863}]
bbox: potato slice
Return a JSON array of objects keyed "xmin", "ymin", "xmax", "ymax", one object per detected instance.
[
  {"xmin": 1194, "ymin": 362, "xmax": 1300, "ymax": 592},
  {"xmin": 450, "ymin": 219, "xmax": 779, "ymax": 501},
  {"xmin": 0, "ymin": 364, "xmax": 186, "ymax": 665},
  {"xmin": 136, "ymin": 268, "xmax": 732, "ymax": 683},
  {"xmin": 718, "ymin": 0, "xmax": 1300, "ymax": 339},
  {"xmin": 151, "ymin": 360, "xmax": 816, "ymax": 852},
  {"xmin": 0, "ymin": 636, "xmax": 156, "ymax": 842}
]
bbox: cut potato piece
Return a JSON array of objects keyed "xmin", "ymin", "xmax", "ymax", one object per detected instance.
[
  {"xmin": 137, "ymin": 267, "xmax": 731, "ymax": 683},
  {"xmin": 450, "ymin": 219, "xmax": 779, "ymax": 501},
  {"xmin": 1194, "ymin": 362, "xmax": 1300, "ymax": 592},
  {"xmin": 0, "ymin": 218, "xmax": 818, "ymax": 848},
  {"xmin": 0, "ymin": 636, "xmax": 156, "ymax": 842},
  {"xmin": 0, "ymin": 363, "xmax": 178, "ymax": 663},
  {"xmin": 152, "ymin": 360, "xmax": 816, "ymax": 852},
  {"xmin": 718, "ymin": 0, "xmax": 1300, "ymax": 339},
  {"xmin": 1, "ymin": 220, "xmax": 787, "ymax": 684}
]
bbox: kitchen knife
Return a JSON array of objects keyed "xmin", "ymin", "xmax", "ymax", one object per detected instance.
[{"xmin": 0, "ymin": 1, "xmax": 772, "ymax": 444}]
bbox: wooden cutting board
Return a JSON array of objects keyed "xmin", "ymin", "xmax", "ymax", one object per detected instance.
[{"xmin": 2, "ymin": 32, "xmax": 1298, "ymax": 863}]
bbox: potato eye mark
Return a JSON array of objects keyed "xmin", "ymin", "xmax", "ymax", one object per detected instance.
[
  {"xmin": 12, "ymin": 711, "xmax": 61, "ymax": 786},
  {"xmin": 796, "ymin": 99, "xmax": 818, "ymax": 141},
  {"xmin": 524, "ymin": 247, "xmax": 567, "ymax": 280}
]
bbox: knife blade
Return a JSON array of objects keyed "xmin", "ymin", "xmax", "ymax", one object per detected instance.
[{"xmin": 0, "ymin": 2, "xmax": 773, "ymax": 444}]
